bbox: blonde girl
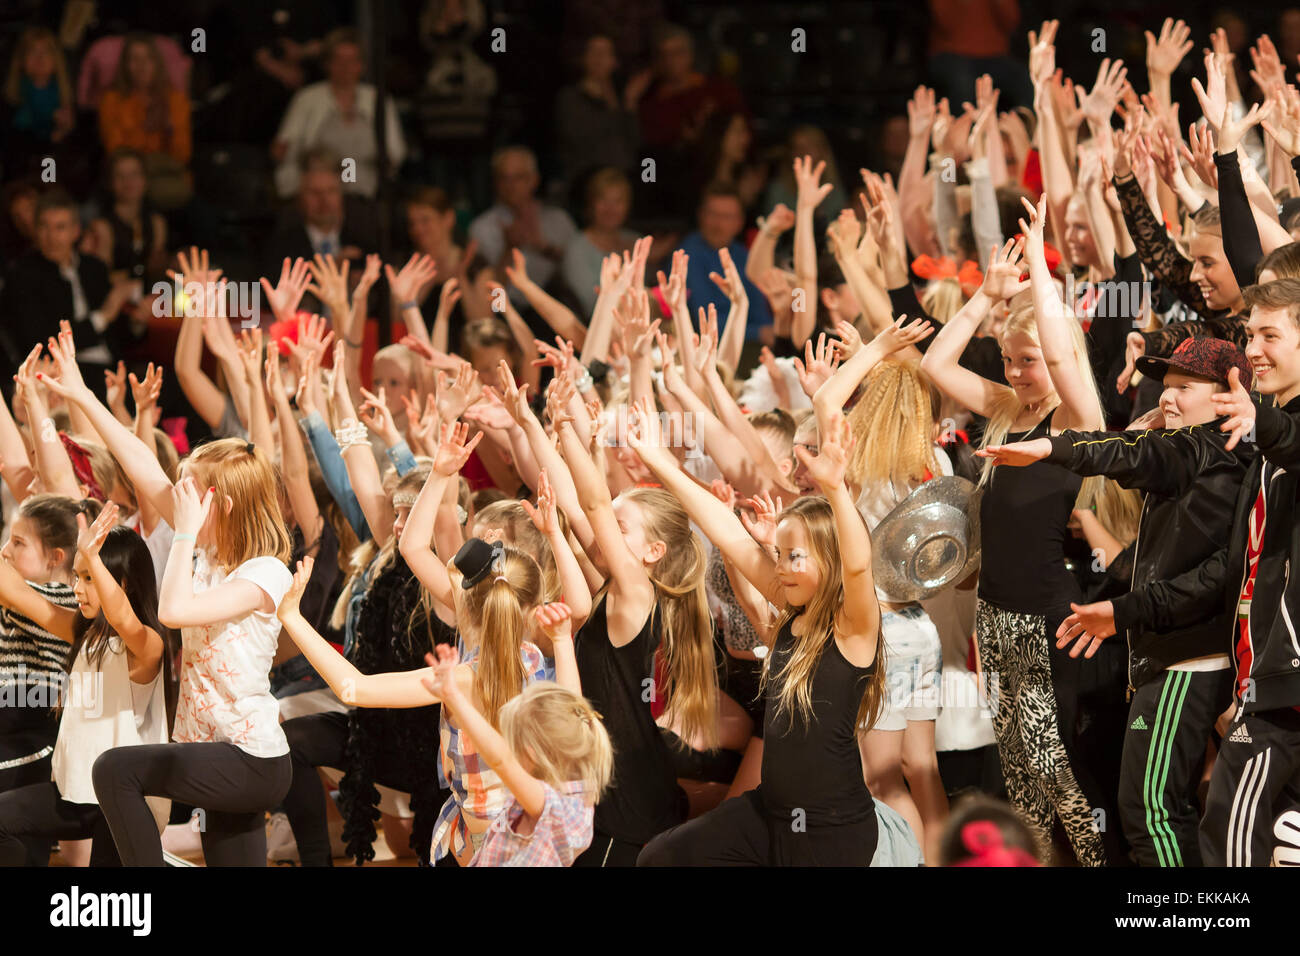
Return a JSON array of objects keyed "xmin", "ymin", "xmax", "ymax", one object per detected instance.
[
  {"xmin": 39, "ymin": 330, "xmax": 295, "ymax": 867},
  {"xmin": 629, "ymin": 400, "xmax": 885, "ymax": 866},
  {"xmin": 813, "ymin": 316, "xmax": 951, "ymax": 863},
  {"xmin": 918, "ymin": 201, "xmax": 1118, "ymax": 866},
  {"xmin": 422, "ymin": 602, "xmax": 614, "ymax": 866}
]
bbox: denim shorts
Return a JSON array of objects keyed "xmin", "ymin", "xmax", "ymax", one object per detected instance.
[{"xmin": 876, "ymin": 604, "xmax": 942, "ymax": 732}]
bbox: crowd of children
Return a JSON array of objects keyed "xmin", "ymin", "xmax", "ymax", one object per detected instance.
[{"xmin": 3, "ymin": 15, "xmax": 1300, "ymax": 868}]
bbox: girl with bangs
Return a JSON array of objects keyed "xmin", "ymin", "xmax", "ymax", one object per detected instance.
[
  {"xmin": 918, "ymin": 201, "xmax": 1124, "ymax": 866},
  {"xmin": 813, "ymin": 316, "xmax": 952, "ymax": 863},
  {"xmin": 628, "ymin": 398, "xmax": 885, "ymax": 866},
  {"xmin": 0, "ymin": 504, "xmax": 174, "ymax": 866},
  {"xmin": 37, "ymin": 331, "xmax": 295, "ymax": 866}
]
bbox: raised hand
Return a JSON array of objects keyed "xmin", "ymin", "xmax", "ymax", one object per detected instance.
[
  {"xmin": 420, "ymin": 645, "xmax": 463, "ymax": 702},
  {"xmin": 832, "ymin": 319, "xmax": 863, "ymax": 361},
  {"xmin": 793, "ymin": 155, "xmax": 834, "ymax": 210},
  {"xmin": 435, "ymin": 361, "xmax": 482, "ymax": 423},
  {"xmin": 260, "ymin": 257, "xmax": 311, "ymax": 323},
  {"xmin": 1182, "ymin": 121, "xmax": 1219, "ymax": 189},
  {"xmin": 1191, "ymin": 50, "xmax": 1229, "ymax": 135},
  {"xmin": 981, "ymin": 237, "xmax": 1030, "ymax": 301},
  {"xmin": 739, "ymin": 490, "xmax": 783, "ymax": 550},
  {"xmin": 1212, "ymin": 366, "xmax": 1256, "ymax": 450},
  {"xmin": 1017, "ymin": 193, "xmax": 1049, "ymax": 262},
  {"xmin": 431, "ymin": 420, "xmax": 483, "ymax": 476},
  {"xmin": 37, "ymin": 329, "xmax": 91, "ymax": 401},
  {"xmin": 306, "ymin": 253, "xmax": 351, "ymax": 318},
  {"xmin": 907, "ymin": 85, "xmax": 937, "ymax": 139},
  {"xmin": 76, "ymin": 502, "xmax": 119, "ymax": 559},
  {"xmin": 520, "ymin": 469, "xmax": 560, "ymax": 535},
  {"xmin": 1217, "ymin": 98, "xmax": 1270, "ymax": 155},
  {"xmin": 795, "ymin": 412, "xmax": 854, "ymax": 494},
  {"xmin": 236, "ymin": 328, "xmax": 264, "ymax": 383},
  {"xmin": 626, "ymin": 396, "xmax": 667, "ymax": 459},
  {"xmin": 358, "ymin": 387, "xmax": 400, "ymax": 445},
  {"xmin": 656, "ymin": 248, "xmax": 690, "ymax": 316},
  {"xmin": 532, "ymin": 602, "xmax": 575, "ymax": 643},
  {"xmin": 171, "ymin": 475, "xmax": 214, "ymax": 538},
  {"xmin": 1261, "ymin": 86, "xmax": 1300, "ymax": 157},
  {"xmin": 496, "ymin": 360, "xmax": 533, "ymax": 427},
  {"xmin": 129, "ymin": 362, "xmax": 164, "ymax": 421},
  {"xmin": 1078, "ymin": 58, "xmax": 1128, "ymax": 130},
  {"xmin": 792, "ymin": 332, "xmax": 841, "ymax": 398},
  {"xmin": 279, "ymin": 557, "xmax": 314, "ymax": 620},
  {"xmin": 385, "ymin": 253, "xmax": 438, "ymax": 304},
  {"xmin": 708, "ymin": 247, "xmax": 748, "ymax": 310},
  {"xmin": 871, "ymin": 314, "xmax": 934, "ymax": 356},
  {"xmin": 105, "ymin": 361, "xmax": 129, "ymax": 421},
  {"xmin": 1249, "ymin": 33, "xmax": 1287, "ymax": 96},
  {"xmin": 1027, "ymin": 19, "xmax": 1059, "ymax": 89},
  {"xmin": 1145, "ymin": 18, "xmax": 1193, "ymax": 78}
]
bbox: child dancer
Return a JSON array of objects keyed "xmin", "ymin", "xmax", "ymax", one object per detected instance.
[
  {"xmin": 420, "ymin": 604, "xmax": 613, "ymax": 867},
  {"xmin": 630, "ymin": 402, "xmax": 886, "ymax": 865},
  {"xmin": 39, "ymin": 331, "xmax": 295, "ymax": 867},
  {"xmin": 0, "ymin": 504, "xmax": 173, "ymax": 865}
]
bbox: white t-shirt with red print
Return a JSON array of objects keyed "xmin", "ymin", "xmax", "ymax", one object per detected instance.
[{"xmin": 172, "ymin": 551, "xmax": 293, "ymax": 758}]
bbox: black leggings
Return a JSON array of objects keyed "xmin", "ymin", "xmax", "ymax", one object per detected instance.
[
  {"xmin": 638, "ymin": 789, "xmax": 879, "ymax": 866},
  {"xmin": 281, "ymin": 712, "xmax": 429, "ymax": 866},
  {"xmin": 93, "ymin": 742, "xmax": 292, "ymax": 867},
  {"xmin": 0, "ymin": 780, "xmax": 120, "ymax": 867},
  {"xmin": 0, "ymin": 750, "xmax": 54, "ymax": 866}
]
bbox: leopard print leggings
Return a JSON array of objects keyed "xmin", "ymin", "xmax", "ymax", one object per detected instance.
[{"xmin": 976, "ymin": 600, "xmax": 1108, "ymax": 867}]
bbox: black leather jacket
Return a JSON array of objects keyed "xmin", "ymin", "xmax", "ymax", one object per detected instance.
[{"xmin": 1045, "ymin": 418, "xmax": 1251, "ymax": 689}]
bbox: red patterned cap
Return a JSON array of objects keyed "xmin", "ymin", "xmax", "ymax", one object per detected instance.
[{"xmin": 1136, "ymin": 336, "xmax": 1252, "ymax": 389}]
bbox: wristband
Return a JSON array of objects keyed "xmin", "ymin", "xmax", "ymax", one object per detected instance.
[
  {"xmin": 344, "ymin": 337, "xmax": 363, "ymax": 349},
  {"xmin": 401, "ymin": 300, "xmax": 418, "ymax": 311},
  {"xmin": 574, "ymin": 369, "xmax": 594, "ymax": 392},
  {"xmin": 335, "ymin": 420, "xmax": 369, "ymax": 449},
  {"xmin": 173, "ymin": 532, "xmax": 196, "ymax": 543}
]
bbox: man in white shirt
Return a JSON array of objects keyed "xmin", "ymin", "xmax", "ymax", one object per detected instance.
[
  {"xmin": 272, "ymin": 28, "xmax": 406, "ymax": 199},
  {"xmin": 468, "ymin": 146, "xmax": 576, "ymax": 306}
]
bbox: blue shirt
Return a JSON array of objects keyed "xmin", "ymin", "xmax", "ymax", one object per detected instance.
[{"xmin": 675, "ymin": 232, "xmax": 773, "ymax": 343}]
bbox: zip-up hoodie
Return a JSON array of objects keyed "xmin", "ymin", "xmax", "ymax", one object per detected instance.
[
  {"xmin": 1045, "ymin": 420, "xmax": 1251, "ymax": 689},
  {"xmin": 1117, "ymin": 396, "xmax": 1300, "ymax": 713}
]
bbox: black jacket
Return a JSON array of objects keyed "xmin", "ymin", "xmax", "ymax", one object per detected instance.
[
  {"xmin": 1046, "ymin": 420, "xmax": 1251, "ymax": 689},
  {"xmin": 1119, "ymin": 396, "xmax": 1300, "ymax": 713},
  {"xmin": 0, "ymin": 251, "xmax": 115, "ymax": 373}
]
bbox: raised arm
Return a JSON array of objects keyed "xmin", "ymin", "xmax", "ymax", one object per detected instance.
[
  {"xmin": 791, "ymin": 155, "xmax": 833, "ymax": 347},
  {"xmin": 17, "ymin": 350, "xmax": 80, "ymax": 499},
  {"xmin": 627, "ymin": 399, "xmax": 781, "ymax": 604},
  {"xmin": 520, "ymin": 469, "xmax": 593, "ymax": 630},
  {"xmin": 1018, "ymin": 194, "xmax": 1102, "ymax": 431},
  {"xmin": 171, "ymin": 249, "xmax": 229, "ymax": 430},
  {"xmin": 39, "ymin": 332, "xmax": 175, "ymax": 524},
  {"xmin": 711, "ymin": 247, "xmax": 749, "ymax": 371},
  {"xmin": 279, "ymin": 557, "xmax": 444, "ymax": 708},
  {"xmin": 918, "ymin": 239, "xmax": 1024, "ymax": 417},
  {"xmin": 0, "ymin": 379, "xmax": 35, "ymax": 502},
  {"xmin": 746, "ymin": 205, "xmax": 794, "ymax": 286},
  {"xmin": 266, "ymin": 346, "xmax": 321, "ymax": 545},
  {"xmin": 78, "ymin": 504, "xmax": 163, "ymax": 673},
  {"xmin": 813, "ymin": 317, "xmax": 933, "ymax": 436},
  {"xmin": 236, "ymin": 329, "xmax": 275, "ymax": 454},
  {"xmin": 0, "ymin": 555, "xmax": 78, "ymax": 641},
  {"xmin": 505, "ymin": 249, "xmax": 587, "ymax": 347},
  {"xmin": 898, "ymin": 85, "xmax": 942, "ymax": 258}
]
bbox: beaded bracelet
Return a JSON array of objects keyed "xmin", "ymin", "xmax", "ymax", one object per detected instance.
[{"xmin": 335, "ymin": 420, "xmax": 369, "ymax": 450}]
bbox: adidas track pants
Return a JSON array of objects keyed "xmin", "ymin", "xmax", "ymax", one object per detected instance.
[
  {"xmin": 1118, "ymin": 668, "xmax": 1232, "ymax": 866},
  {"xmin": 1201, "ymin": 707, "xmax": 1300, "ymax": 867}
]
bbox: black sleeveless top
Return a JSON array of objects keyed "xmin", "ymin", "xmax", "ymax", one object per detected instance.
[
  {"xmin": 107, "ymin": 205, "xmax": 157, "ymax": 281},
  {"xmin": 978, "ymin": 408, "xmax": 1084, "ymax": 618},
  {"xmin": 760, "ymin": 617, "xmax": 876, "ymax": 827},
  {"xmin": 574, "ymin": 592, "xmax": 683, "ymax": 845}
]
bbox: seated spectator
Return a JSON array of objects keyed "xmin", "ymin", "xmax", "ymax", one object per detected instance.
[
  {"xmin": 2, "ymin": 26, "xmax": 75, "ymax": 178},
  {"xmin": 96, "ymin": 33, "xmax": 192, "ymax": 210},
  {"xmin": 404, "ymin": 186, "xmax": 463, "ymax": 307},
  {"xmin": 763, "ymin": 126, "xmax": 847, "ymax": 234},
  {"xmin": 77, "ymin": 33, "xmax": 189, "ymax": 111},
  {"xmin": 638, "ymin": 24, "xmax": 744, "ymax": 151},
  {"xmin": 0, "ymin": 190, "xmax": 140, "ymax": 385},
  {"xmin": 928, "ymin": 0, "xmax": 1032, "ymax": 109},
  {"xmin": 0, "ymin": 179, "xmax": 39, "ymax": 268},
  {"xmin": 554, "ymin": 35, "xmax": 643, "ymax": 198},
  {"xmin": 674, "ymin": 183, "xmax": 772, "ymax": 344},
  {"xmin": 264, "ymin": 149, "xmax": 380, "ymax": 310},
  {"xmin": 82, "ymin": 149, "xmax": 169, "ymax": 285},
  {"xmin": 272, "ymin": 27, "xmax": 406, "ymax": 200},
  {"xmin": 562, "ymin": 167, "xmax": 636, "ymax": 315},
  {"xmin": 680, "ymin": 111, "xmax": 765, "ymax": 223},
  {"xmin": 469, "ymin": 146, "xmax": 577, "ymax": 307}
]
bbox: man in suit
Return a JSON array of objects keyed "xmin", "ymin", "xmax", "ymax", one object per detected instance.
[
  {"xmin": 263, "ymin": 148, "xmax": 379, "ymax": 316},
  {"xmin": 0, "ymin": 190, "xmax": 140, "ymax": 390}
]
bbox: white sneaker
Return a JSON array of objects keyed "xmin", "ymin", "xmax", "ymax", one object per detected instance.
[{"xmin": 266, "ymin": 812, "xmax": 299, "ymax": 864}]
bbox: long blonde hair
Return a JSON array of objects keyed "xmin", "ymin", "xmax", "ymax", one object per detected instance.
[
  {"xmin": 500, "ymin": 683, "xmax": 614, "ymax": 803},
  {"xmin": 977, "ymin": 299, "xmax": 1105, "ymax": 509},
  {"xmin": 450, "ymin": 545, "xmax": 543, "ymax": 729},
  {"xmin": 5, "ymin": 27, "xmax": 71, "ymax": 108},
  {"xmin": 183, "ymin": 439, "xmax": 292, "ymax": 570},
  {"xmin": 620, "ymin": 487, "xmax": 719, "ymax": 750},
  {"xmin": 845, "ymin": 360, "xmax": 940, "ymax": 489},
  {"xmin": 764, "ymin": 497, "xmax": 888, "ymax": 734}
]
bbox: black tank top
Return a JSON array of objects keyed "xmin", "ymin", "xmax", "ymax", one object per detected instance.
[
  {"xmin": 760, "ymin": 617, "xmax": 876, "ymax": 827},
  {"xmin": 574, "ymin": 593, "xmax": 683, "ymax": 844},
  {"xmin": 978, "ymin": 408, "xmax": 1084, "ymax": 617}
]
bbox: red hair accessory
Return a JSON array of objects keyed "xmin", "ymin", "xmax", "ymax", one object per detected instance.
[
  {"xmin": 911, "ymin": 255, "xmax": 985, "ymax": 298},
  {"xmin": 950, "ymin": 821, "xmax": 1040, "ymax": 867},
  {"xmin": 59, "ymin": 433, "xmax": 105, "ymax": 502}
]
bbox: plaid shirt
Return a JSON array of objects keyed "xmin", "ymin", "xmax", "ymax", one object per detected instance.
[
  {"xmin": 469, "ymin": 781, "xmax": 593, "ymax": 867},
  {"xmin": 432, "ymin": 641, "xmax": 547, "ymax": 862}
]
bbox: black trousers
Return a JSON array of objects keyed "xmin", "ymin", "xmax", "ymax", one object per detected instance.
[
  {"xmin": 637, "ymin": 789, "xmax": 879, "ymax": 867},
  {"xmin": 0, "ymin": 780, "xmax": 121, "ymax": 866},
  {"xmin": 0, "ymin": 752, "xmax": 55, "ymax": 866},
  {"xmin": 1119, "ymin": 668, "xmax": 1232, "ymax": 867},
  {"xmin": 280, "ymin": 711, "xmax": 436, "ymax": 866},
  {"xmin": 93, "ymin": 742, "xmax": 291, "ymax": 867},
  {"xmin": 1201, "ymin": 707, "xmax": 1300, "ymax": 867}
]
